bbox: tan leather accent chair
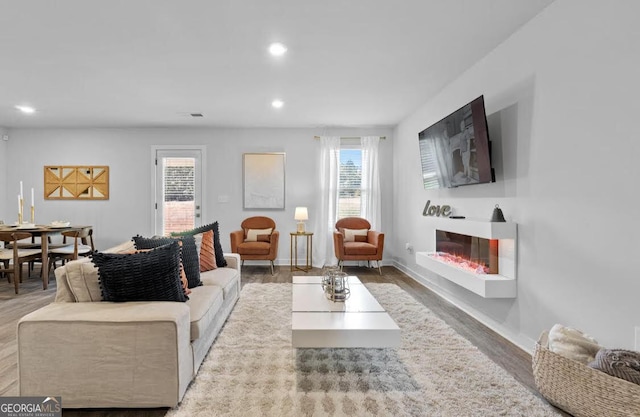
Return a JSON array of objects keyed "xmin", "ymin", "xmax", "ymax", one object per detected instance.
[
  {"xmin": 230, "ymin": 216, "xmax": 279, "ymax": 275},
  {"xmin": 333, "ymin": 217, "xmax": 384, "ymax": 274}
]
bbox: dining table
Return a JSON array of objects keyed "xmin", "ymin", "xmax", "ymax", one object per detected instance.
[{"xmin": 0, "ymin": 224, "xmax": 92, "ymax": 290}]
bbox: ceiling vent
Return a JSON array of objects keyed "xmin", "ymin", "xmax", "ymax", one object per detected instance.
[{"xmin": 190, "ymin": 113, "xmax": 204, "ymax": 117}]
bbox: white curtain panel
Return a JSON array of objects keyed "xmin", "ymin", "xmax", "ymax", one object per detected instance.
[
  {"xmin": 361, "ymin": 136, "xmax": 381, "ymax": 230},
  {"xmin": 312, "ymin": 136, "xmax": 341, "ymax": 267}
]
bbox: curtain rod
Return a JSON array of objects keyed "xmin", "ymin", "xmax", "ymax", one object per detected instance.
[{"xmin": 313, "ymin": 136, "xmax": 386, "ymax": 140}]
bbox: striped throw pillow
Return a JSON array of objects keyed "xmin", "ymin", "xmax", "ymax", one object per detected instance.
[{"xmin": 200, "ymin": 230, "xmax": 217, "ymax": 272}]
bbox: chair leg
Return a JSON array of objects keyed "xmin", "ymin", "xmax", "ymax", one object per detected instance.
[
  {"xmin": 47, "ymin": 259, "xmax": 56, "ymax": 282},
  {"xmin": 2, "ymin": 261, "xmax": 9, "ymax": 282},
  {"xmin": 377, "ymin": 261, "xmax": 382, "ymax": 275},
  {"xmin": 270, "ymin": 261, "xmax": 274, "ymax": 275},
  {"xmin": 14, "ymin": 263, "xmax": 20, "ymax": 294}
]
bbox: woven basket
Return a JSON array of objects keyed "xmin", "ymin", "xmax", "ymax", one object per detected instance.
[{"xmin": 532, "ymin": 330, "xmax": 640, "ymax": 417}]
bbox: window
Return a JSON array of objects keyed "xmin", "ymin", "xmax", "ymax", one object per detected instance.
[{"xmin": 338, "ymin": 147, "xmax": 362, "ymax": 219}]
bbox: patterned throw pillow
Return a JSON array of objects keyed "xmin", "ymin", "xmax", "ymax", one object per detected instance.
[
  {"xmin": 133, "ymin": 235, "xmax": 202, "ymax": 288},
  {"xmin": 92, "ymin": 241, "xmax": 187, "ymax": 302},
  {"xmin": 180, "ymin": 262, "xmax": 192, "ymax": 295},
  {"xmin": 199, "ymin": 230, "xmax": 217, "ymax": 272},
  {"xmin": 173, "ymin": 221, "xmax": 227, "ymax": 268},
  {"xmin": 118, "ymin": 247, "xmax": 191, "ymax": 296}
]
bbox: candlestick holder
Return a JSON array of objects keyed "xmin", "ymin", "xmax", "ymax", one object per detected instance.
[
  {"xmin": 30, "ymin": 206, "xmax": 35, "ymax": 224},
  {"xmin": 18, "ymin": 198, "xmax": 24, "ymax": 224}
]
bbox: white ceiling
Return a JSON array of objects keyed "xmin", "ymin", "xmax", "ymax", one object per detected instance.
[{"xmin": 0, "ymin": 0, "xmax": 554, "ymax": 129}]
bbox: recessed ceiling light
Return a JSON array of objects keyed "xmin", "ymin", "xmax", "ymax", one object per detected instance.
[
  {"xmin": 268, "ymin": 43, "xmax": 287, "ymax": 57},
  {"xmin": 15, "ymin": 105, "xmax": 35, "ymax": 114},
  {"xmin": 271, "ymin": 99, "xmax": 284, "ymax": 109}
]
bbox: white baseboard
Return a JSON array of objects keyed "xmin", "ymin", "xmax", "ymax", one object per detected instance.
[{"xmin": 393, "ymin": 260, "xmax": 537, "ymax": 355}]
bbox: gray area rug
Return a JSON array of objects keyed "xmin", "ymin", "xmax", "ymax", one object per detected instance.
[{"xmin": 167, "ymin": 283, "xmax": 559, "ymax": 416}]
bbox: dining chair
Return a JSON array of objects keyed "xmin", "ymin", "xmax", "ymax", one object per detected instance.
[
  {"xmin": 5, "ymin": 234, "xmax": 43, "ymax": 274},
  {"xmin": 47, "ymin": 227, "xmax": 95, "ymax": 276},
  {"xmin": 0, "ymin": 231, "xmax": 42, "ymax": 294}
]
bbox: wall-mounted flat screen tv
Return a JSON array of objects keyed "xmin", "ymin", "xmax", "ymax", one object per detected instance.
[{"xmin": 418, "ymin": 95, "xmax": 494, "ymax": 189}]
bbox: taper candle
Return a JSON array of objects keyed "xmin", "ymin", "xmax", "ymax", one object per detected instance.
[
  {"xmin": 31, "ymin": 188, "xmax": 34, "ymax": 207},
  {"xmin": 20, "ymin": 181, "xmax": 23, "ymax": 199}
]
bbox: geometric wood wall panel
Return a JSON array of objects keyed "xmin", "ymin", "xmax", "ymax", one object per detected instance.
[{"xmin": 44, "ymin": 165, "xmax": 109, "ymax": 200}]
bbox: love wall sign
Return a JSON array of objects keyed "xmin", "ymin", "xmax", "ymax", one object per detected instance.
[{"xmin": 422, "ymin": 200, "xmax": 451, "ymax": 217}]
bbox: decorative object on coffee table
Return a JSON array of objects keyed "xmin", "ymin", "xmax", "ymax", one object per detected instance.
[
  {"xmin": 322, "ymin": 270, "xmax": 350, "ymax": 301},
  {"xmin": 320, "ymin": 264, "xmax": 340, "ymax": 289}
]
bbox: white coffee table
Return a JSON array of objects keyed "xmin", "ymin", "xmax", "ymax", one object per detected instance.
[{"xmin": 291, "ymin": 276, "xmax": 400, "ymax": 348}]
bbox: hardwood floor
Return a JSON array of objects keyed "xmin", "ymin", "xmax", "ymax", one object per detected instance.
[{"xmin": 0, "ymin": 264, "xmax": 565, "ymax": 416}]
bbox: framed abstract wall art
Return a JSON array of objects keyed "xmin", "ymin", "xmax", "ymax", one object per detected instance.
[{"xmin": 242, "ymin": 153, "xmax": 285, "ymax": 210}]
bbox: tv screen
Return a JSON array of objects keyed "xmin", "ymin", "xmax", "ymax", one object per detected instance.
[{"xmin": 419, "ymin": 95, "xmax": 494, "ymax": 189}]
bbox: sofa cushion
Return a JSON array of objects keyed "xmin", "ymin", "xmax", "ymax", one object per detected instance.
[
  {"xmin": 54, "ymin": 266, "xmax": 75, "ymax": 303},
  {"xmin": 200, "ymin": 267, "xmax": 238, "ymax": 300},
  {"xmin": 186, "ymin": 285, "xmax": 223, "ymax": 341},
  {"xmin": 65, "ymin": 257, "xmax": 102, "ymax": 302},
  {"xmin": 93, "ymin": 241, "xmax": 188, "ymax": 302},
  {"xmin": 134, "ymin": 235, "xmax": 202, "ymax": 288}
]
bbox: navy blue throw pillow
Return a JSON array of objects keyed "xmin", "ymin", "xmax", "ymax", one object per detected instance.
[
  {"xmin": 133, "ymin": 235, "xmax": 203, "ymax": 288},
  {"xmin": 92, "ymin": 241, "xmax": 187, "ymax": 302},
  {"xmin": 171, "ymin": 221, "xmax": 227, "ymax": 268}
]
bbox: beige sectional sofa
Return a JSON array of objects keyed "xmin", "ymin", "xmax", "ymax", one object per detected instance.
[{"xmin": 17, "ymin": 248, "xmax": 241, "ymax": 408}]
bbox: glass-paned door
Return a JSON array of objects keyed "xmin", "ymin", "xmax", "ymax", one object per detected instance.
[{"xmin": 154, "ymin": 149, "xmax": 203, "ymax": 236}]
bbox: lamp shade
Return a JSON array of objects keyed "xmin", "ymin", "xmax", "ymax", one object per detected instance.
[{"xmin": 294, "ymin": 207, "xmax": 308, "ymax": 221}]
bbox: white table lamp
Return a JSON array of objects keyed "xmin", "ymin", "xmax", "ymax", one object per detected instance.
[{"xmin": 295, "ymin": 207, "xmax": 308, "ymax": 233}]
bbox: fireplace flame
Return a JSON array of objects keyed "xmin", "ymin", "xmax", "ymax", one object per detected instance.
[{"xmin": 429, "ymin": 252, "xmax": 490, "ymax": 274}]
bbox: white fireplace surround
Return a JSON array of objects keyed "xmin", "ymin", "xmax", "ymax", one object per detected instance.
[{"xmin": 416, "ymin": 217, "xmax": 517, "ymax": 298}]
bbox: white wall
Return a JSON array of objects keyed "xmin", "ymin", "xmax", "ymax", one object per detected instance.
[
  {"xmin": 2, "ymin": 127, "xmax": 393, "ymax": 266},
  {"xmin": 393, "ymin": 0, "xmax": 640, "ymax": 351},
  {"xmin": 0, "ymin": 127, "xmax": 7, "ymax": 222}
]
